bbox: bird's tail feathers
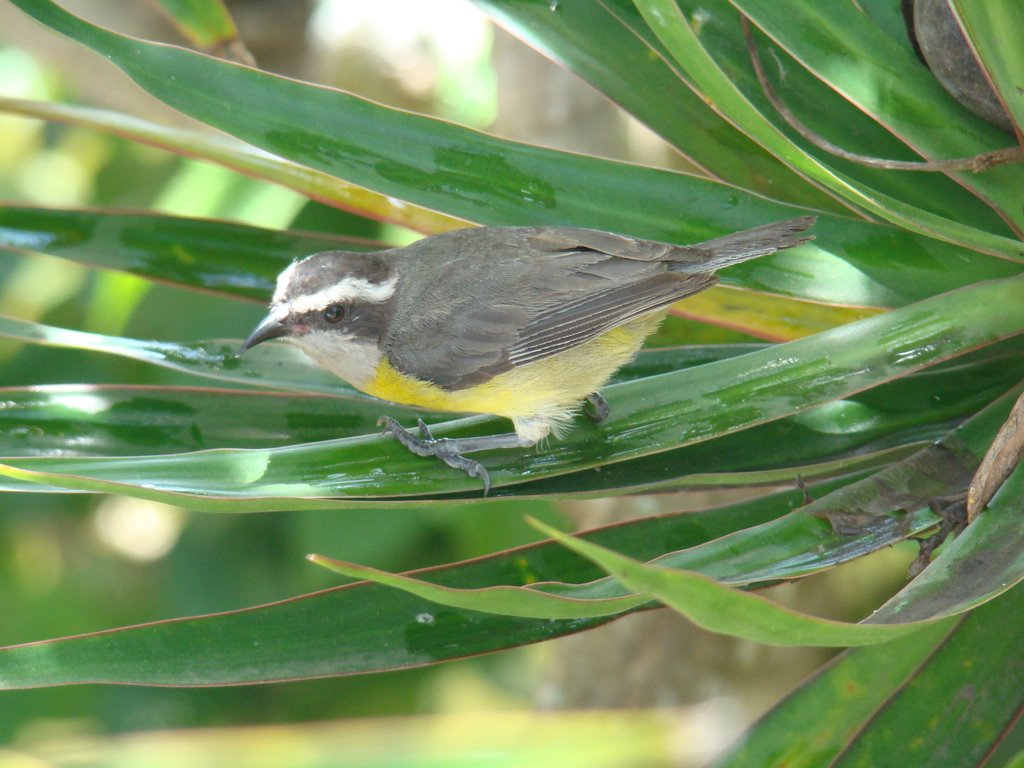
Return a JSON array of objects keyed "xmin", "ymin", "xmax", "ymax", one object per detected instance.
[{"xmin": 675, "ymin": 216, "xmax": 816, "ymax": 272}]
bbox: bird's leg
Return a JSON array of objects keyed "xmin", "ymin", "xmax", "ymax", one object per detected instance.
[
  {"xmin": 378, "ymin": 416, "xmax": 535, "ymax": 494},
  {"xmin": 583, "ymin": 392, "xmax": 610, "ymax": 423}
]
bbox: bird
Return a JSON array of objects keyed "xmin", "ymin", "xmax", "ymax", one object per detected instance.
[{"xmin": 237, "ymin": 216, "xmax": 816, "ymax": 492}]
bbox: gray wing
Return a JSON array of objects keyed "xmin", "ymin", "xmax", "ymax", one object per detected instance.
[{"xmin": 383, "ymin": 226, "xmax": 719, "ymax": 389}]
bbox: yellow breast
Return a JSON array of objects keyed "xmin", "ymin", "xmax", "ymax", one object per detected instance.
[{"xmin": 364, "ymin": 312, "xmax": 665, "ymax": 421}]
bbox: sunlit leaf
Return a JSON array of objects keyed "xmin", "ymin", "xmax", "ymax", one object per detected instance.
[
  {"xmin": 733, "ymin": 0, "xmax": 1024, "ymax": 234},
  {"xmin": 309, "ymin": 553, "xmax": 650, "ymax": 620},
  {"xmin": 633, "ymin": 0, "xmax": 1024, "ymax": 259},
  {"xmin": 524, "ymin": 520, "xmax": 927, "ymax": 645},
  {"xmin": 6, "ymin": 0, "xmax": 828, "ymax": 244},
  {"xmin": 0, "ymin": 98, "xmax": 466, "ymax": 234},
  {"xmin": 473, "ymin": 0, "xmax": 843, "ymax": 212}
]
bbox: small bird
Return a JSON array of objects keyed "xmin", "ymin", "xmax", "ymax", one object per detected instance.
[{"xmin": 238, "ymin": 217, "xmax": 815, "ymax": 492}]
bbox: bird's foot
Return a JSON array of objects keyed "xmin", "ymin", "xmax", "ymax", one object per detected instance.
[
  {"xmin": 584, "ymin": 392, "xmax": 610, "ymax": 423},
  {"xmin": 378, "ymin": 416, "xmax": 492, "ymax": 494}
]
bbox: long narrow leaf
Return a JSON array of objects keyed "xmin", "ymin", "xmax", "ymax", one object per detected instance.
[
  {"xmin": 634, "ymin": 0, "xmax": 1024, "ymax": 260},
  {"xmin": 7, "ymin": 337, "xmax": 1017, "ymax": 498},
  {"xmin": 0, "ymin": 205, "xmax": 380, "ymax": 303},
  {"xmin": 710, "ymin": 618, "xmax": 957, "ymax": 767},
  {"xmin": 0, "ymin": 275, "xmax": 1022, "ymax": 502},
  {"xmin": 0, "ymin": 98, "xmax": 466, "ymax": 234},
  {"xmin": 0, "ymin": 315, "xmax": 359, "ymax": 396},
  {"xmin": 0, "ymin": 481, "xmax": 847, "ymax": 686},
  {"xmin": 309, "ymin": 554, "xmax": 650, "ymax": 620},
  {"xmin": 473, "ymin": 0, "xmax": 841, "ymax": 211},
  {"xmin": 832, "ymin": 585, "xmax": 1024, "ymax": 767},
  {"xmin": 733, "ymin": 0, "xmax": 1024, "ymax": 234},
  {"xmin": 868, "ymin": 456, "xmax": 1024, "ymax": 624},
  {"xmin": 7, "ymin": 0, "xmax": 824, "ymax": 242},
  {"xmin": 5, "ymin": 205, "xmax": 1020, "ymax": 311},
  {"xmin": 525, "ymin": 520, "xmax": 927, "ymax": 645}
]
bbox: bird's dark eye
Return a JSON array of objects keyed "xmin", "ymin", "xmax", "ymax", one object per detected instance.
[{"xmin": 323, "ymin": 303, "xmax": 346, "ymax": 323}]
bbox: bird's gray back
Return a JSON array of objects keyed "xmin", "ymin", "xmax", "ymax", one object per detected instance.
[{"xmin": 381, "ymin": 226, "xmax": 716, "ymax": 389}]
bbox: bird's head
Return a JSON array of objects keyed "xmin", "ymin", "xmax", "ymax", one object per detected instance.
[{"xmin": 237, "ymin": 251, "xmax": 397, "ymax": 385}]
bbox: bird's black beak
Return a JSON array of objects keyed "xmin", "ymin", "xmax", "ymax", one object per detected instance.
[{"xmin": 236, "ymin": 312, "xmax": 291, "ymax": 357}]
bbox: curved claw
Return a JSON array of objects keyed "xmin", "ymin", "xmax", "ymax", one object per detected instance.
[{"xmin": 416, "ymin": 418, "xmax": 435, "ymax": 441}]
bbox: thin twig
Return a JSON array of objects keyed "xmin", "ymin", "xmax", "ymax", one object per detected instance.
[
  {"xmin": 967, "ymin": 388, "xmax": 1024, "ymax": 522},
  {"xmin": 740, "ymin": 15, "xmax": 1024, "ymax": 173}
]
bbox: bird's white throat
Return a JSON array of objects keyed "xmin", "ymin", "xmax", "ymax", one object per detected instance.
[{"xmin": 288, "ymin": 330, "xmax": 382, "ymax": 390}]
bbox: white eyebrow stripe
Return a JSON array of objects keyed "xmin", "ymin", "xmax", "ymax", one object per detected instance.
[
  {"xmin": 286, "ymin": 274, "xmax": 398, "ymax": 315},
  {"xmin": 272, "ymin": 260, "xmax": 301, "ymax": 304}
]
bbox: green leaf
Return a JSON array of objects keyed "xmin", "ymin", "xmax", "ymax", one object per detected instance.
[
  {"xmin": 4, "ymin": 205, "xmax": 1019, "ymax": 313},
  {"xmin": 602, "ymin": 0, "xmax": 1016, "ymax": 237},
  {"xmin": 473, "ymin": 0, "xmax": 842, "ymax": 212},
  {"xmin": 1, "ymin": 274, "xmax": 1022, "ymax": 502},
  {"xmin": 832, "ymin": 585, "xmax": 1024, "ymax": 767},
  {"xmin": 733, "ymin": 0, "xmax": 1024, "ymax": 234},
  {"xmin": 0, "ymin": 205, "xmax": 379, "ymax": 303},
  {"xmin": 5, "ymin": 0, "xmax": 819, "ymax": 240},
  {"xmin": 711, "ymin": 587, "xmax": 1024, "ymax": 768},
  {"xmin": 634, "ymin": 0, "xmax": 1024, "ymax": 259},
  {"xmin": 0, "ymin": 483, "xmax": 831, "ymax": 686},
  {"xmin": 526, "ymin": 520, "xmax": 923, "ymax": 645},
  {"xmin": 309, "ymin": 554, "xmax": 650, "ymax": 620},
  {"xmin": 0, "ymin": 385, "xmax": 407, "ymax": 456},
  {"xmin": 0, "ymin": 314, "xmax": 354, "ymax": 397},
  {"xmin": 0, "ymin": 98, "xmax": 466, "ymax": 233},
  {"xmin": 7, "ymin": 342, "xmax": 1012, "ymax": 459}
]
